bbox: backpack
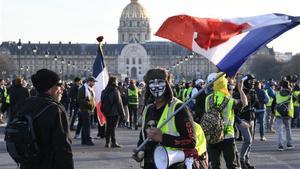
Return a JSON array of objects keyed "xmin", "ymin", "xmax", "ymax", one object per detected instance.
[
  {"xmin": 276, "ymin": 100, "xmax": 290, "ymax": 117},
  {"xmin": 101, "ymin": 89, "xmax": 113, "ymax": 116},
  {"xmin": 5, "ymin": 103, "xmax": 55, "ymax": 164},
  {"xmin": 200, "ymin": 95, "xmax": 229, "ymax": 144}
]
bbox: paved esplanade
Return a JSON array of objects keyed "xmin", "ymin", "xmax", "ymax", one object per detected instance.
[{"xmin": 0, "ymin": 124, "xmax": 299, "ymax": 169}]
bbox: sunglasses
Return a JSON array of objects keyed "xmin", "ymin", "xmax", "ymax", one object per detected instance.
[
  {"xmin": 147, "ymin": 124, "xmax": 156, "ymax": 128},
  {"xmin": 56, "ymin": 80, "xmax": 63, "ymax": 87}
]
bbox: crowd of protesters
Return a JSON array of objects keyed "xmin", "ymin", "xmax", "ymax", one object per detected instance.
[{"xmin": 0, "ymin": 68, "xmax": 299, "ymax": 169}]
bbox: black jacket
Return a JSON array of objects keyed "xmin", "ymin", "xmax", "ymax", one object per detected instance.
[
  {"xmin": 9, "ymin": 84, "xmax": 30, "ymax": 116},
  {"xmin": 102, "ymin": 86, "xmax": 125, "ymax": 118},
  {"xmin": 19, "ymin": 94, "xmax": 74, "ymax": 169},
  {"xmin": 69, "ymin": 83, "xmax": 80, "ymax": 106}
]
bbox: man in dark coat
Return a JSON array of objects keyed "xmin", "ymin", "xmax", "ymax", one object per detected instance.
[
  {"xmin": 19, "ymin": 69, "xmax": 73, "ymax": 169},
  {"xmin": 77, "ymin": 77, "xmax": 97, "ymax": 145},
  {"xmin": 69, "ymin": 77, "xmax": 82, "ymax": 130}
]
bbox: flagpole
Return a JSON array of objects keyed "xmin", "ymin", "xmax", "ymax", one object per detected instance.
[{"xmin": 134, "ymin": 72, "xmax": 225, "ymax": 153}]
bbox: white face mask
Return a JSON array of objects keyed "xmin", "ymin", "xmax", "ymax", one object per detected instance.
[{"xmin": 148, "ymin": 79, "xmax": 166, "ymax": 98}]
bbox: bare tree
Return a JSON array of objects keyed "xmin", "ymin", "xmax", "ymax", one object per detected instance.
[{"xmin": 249, "ymin": 54, "xmax": 299, "ymax": 80}]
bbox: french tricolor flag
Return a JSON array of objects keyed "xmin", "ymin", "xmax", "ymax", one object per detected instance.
[
  {"xmin": 93, "ymin": 36, "xmax": 109, "ymax": 126},
  {"xmin": 155, "ymin": 13, "xmax": 300, "ymax": 77}
]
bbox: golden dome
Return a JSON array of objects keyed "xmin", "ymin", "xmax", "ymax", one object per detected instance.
[{"xmin": 120, "ymin": 0, "xmax": 149, "ymax": 19}]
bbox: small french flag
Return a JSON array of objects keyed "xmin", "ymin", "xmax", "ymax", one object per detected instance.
[{"xmin": 93, "ymin": 36, "xmax": 109, "ymax": 126}]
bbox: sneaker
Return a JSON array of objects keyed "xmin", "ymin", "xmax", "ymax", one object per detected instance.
[
  {"xmin": 105, "ymin": 143, "xmax": 110, "ymax": 148},
  {"xmin": 111, "ymin": 143, "xmax": 122, "ymax": 148},
  {"xmin": 270, "ymin": 128, "xmax": 276, "ymax": 133},
  {"xmin": 235, "ymin": 137, "xmax": 243, "ymax": 141},
  {"xmin": 286, "ymin": 144, "xmax": 295, "ymax": 150},
  {"xmin": 245, "ymin": 162, "xmax": 255, "ymax": 169},
  {"xmin": 82, "ymin": 141, "xmax": 95, "ymax": 146},
  {"xmin": 277, "ymin": 145, "xmax": 284, "ymax": 151},
  {"xmin": 260, "ymin": 136, "xmax": 267, "ymax": 141}
]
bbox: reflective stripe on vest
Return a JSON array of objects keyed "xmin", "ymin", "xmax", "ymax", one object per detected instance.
[
  {"xmin": 141, "ymin": 97, "xmax": 205, "ymax": 155},
  {"xmin": 275, "ymin": 91, "xmax": 294, "ymax": 118},
  {"xmin": 128, "ymin": 87, "xmax": 139, "ymax": 105},
  {"xmin": 182, "ymin": 88, "xmax": 188, "ymax": 101},
  {"xmin": 205, "ymin": 92, "xmax": 235, "ymax": 139},
  {"xmin": 185, "ymin": 87, "xmax": 193, "ymax": 101},
  {"xmin": 4, "ymin": 88, "xmax": 10, "ymax": 104},
  {"xmin": 293, "ymin": 91, "xmax": 300, "ymax": 107}
]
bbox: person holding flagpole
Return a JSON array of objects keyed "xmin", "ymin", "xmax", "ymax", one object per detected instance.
[
  {"xmin": 92, "ymin": 36, "xmax": 109, "ymax": 137},
  {"xmin": 133, "ymin": 68, "xmax": 208, "ymax": 169}
]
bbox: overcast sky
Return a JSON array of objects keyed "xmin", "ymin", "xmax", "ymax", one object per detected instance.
[{"xmin": 1, "ymin": 0, "xmax": 299, "ymax": 53}]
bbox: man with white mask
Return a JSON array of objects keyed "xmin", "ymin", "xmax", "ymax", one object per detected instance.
[{"xmin": 132, "ymin": 68, "xmax": 208, "ymax": 169}]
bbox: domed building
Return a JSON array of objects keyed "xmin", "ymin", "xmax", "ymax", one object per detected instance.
[
  {"xmin": 0, "ymin": 0, "xmax": 274, "ymax": 81},
  {"xmin": 118, "ymin": 0, "xmax": 151, "ymax": 43}
]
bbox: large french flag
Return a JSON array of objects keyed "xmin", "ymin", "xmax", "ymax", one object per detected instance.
[
  {"xmin": 155, "ymin": 13, "xmax": 300, "ymax": 77},
  {"xmin": 93, "ymin": 44, "xmax": 109, "ymax": 126}
]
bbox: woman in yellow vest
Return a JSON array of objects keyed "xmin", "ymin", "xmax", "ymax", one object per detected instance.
[{"xmin": 132, "ymin": 68, "xmax": 208, "ymax": 169}]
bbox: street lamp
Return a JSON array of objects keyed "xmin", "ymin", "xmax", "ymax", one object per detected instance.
[
  {"xmin": 32, "ymin": 45, "xmax": 38, "ymax": 73},
  {"xmin": 2, "ymin": 71, "xmax": 6, "ymax": 80},
  {"xmin": 20, "ymin": 66, "xmax": 24, "ymax": 76},
  {"xmin": 25, "ymin": 66, "xmax": 29, "ymax": 79},
  {"xmin": 61, "ymin": 58, "xmax": 65, "ymax": 80},
  {"xmin": 72, "ymin": 63, "xmax": 75, "ymax": 78},
  {"xmin": 54, "ymin": 55, "xmax": 58, "ymax": 73},
  {"xmin": 17, "ymin": 39, "xmax": 22, "ymax": 76},
  {"xmin": 44, "ymin": 50, "xmax": 49, "ymax": 69},
  {"xmin": 67, "ymin": 61, "xmax": 71, "ymax": 80}
]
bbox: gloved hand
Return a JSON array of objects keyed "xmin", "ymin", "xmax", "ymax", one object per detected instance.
[
  {"xmin": 183, "ymin": 149, "xmax": 198, "ymax": 159},
  {"xmin": 132, "ymin": 149, "xmax": 144, "ymax": 162}
]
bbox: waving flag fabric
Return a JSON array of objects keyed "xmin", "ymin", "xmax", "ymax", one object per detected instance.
[
  {"xmin": 155, "ymin": 13, "xmax": 300, "ymax": 77},
  {"xmin": 93, "ymin": 44, "xmax": 109, "ymax": 126}
]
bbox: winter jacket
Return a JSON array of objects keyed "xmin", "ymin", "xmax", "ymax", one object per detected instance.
[
  {"xmin": 102, "ymin": 86, "xmax": 125, "ymax": 119},
  {"xmin": 9, "ymin": 84, "xmax": 30, "ymax": 117},
  {"xmin": 19, "ymin": 94, "xmax": 74, "ymax": 169}
]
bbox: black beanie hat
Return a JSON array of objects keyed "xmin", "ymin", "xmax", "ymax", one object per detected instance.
[{"xmin": 31, "ymin": 69, "xmax": 61, "ymax": 93}]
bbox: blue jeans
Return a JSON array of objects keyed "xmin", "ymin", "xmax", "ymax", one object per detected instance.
[
  {"xmin": 265, "ymin": 107, "xmax": 275, "ymax": 130},
  {"xmin": 80, "ymin": 111, "xmax": 92, "ymax": 143},
  {"xmin": 275, "ymin": 117, "xmax": 293, "ymax": 146},
  {"xmin": 128, "ymin": 105, "xmax": 138, "ymax": 128},
  {"xmin": 237, "ymin": 120, "xmax": 254, "ymax": 162},
  {"xmin": 255, "ymin": 110, "xmax": 265, "ymax": 137},
  {"xmin": 292, "ymin": 106, "xmax": 300, "ymax": 127}
]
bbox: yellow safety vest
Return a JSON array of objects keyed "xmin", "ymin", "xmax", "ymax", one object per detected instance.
[
  {"xmin": 275, "ymin": 91, "xmax": 294, "ymax": 118},
  {"xmin": 141, "ymin": 98, "xmax": 206, "ymax": 155},
  {"xmin": 128, "ymin": 87, "xmax": 139, "ymax": 106},
  {"xmin": 293, "ymin": 91, "xmax": 300, "ymax": 107},
  {"xmin": 205, "ymin": 92, "xmax": 235, "ymax": 139}
]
